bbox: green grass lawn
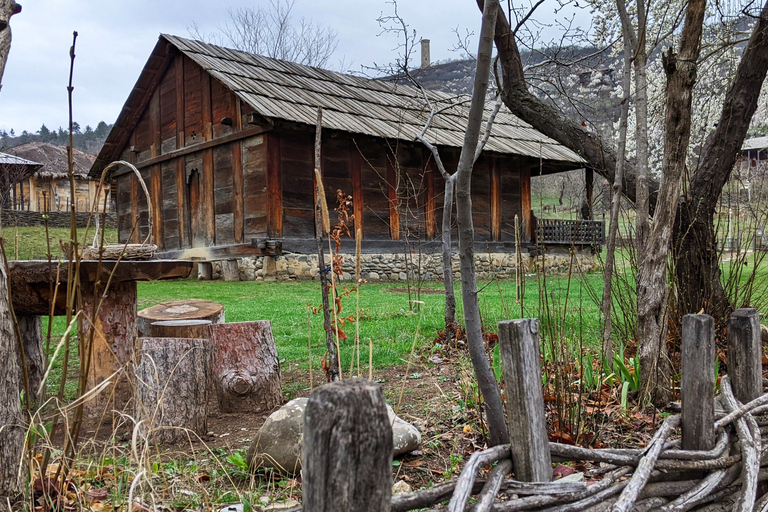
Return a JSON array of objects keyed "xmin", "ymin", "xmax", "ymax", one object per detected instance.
[{"xmin": 1, "ymin": 226, "xmax": 118, "ymax": 260}]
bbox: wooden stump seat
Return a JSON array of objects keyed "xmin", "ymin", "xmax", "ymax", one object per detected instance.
[{"xmin": 137, "ymin": 299, "xmax": 224, "ymax": 337}]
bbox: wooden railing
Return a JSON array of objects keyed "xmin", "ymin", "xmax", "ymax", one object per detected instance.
[{"xmin": 536, "ymin": 218, "xmax": 605, "ymax": 246}]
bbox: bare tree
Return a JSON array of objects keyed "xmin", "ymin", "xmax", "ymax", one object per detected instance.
[
  {"xmin": 189, "ymin": 0, "xmax": 339, "ymax": 68},
  {"xmin": 0, "ymin": 0, "xmax": 20, "ymax": 91},
  {"xmin": 0, "ymin": 0, "xmax": 26, "ymax": 499}
]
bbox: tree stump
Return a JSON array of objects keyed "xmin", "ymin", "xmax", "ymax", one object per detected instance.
[
  {"xmin": 210, "ymin": 321, "xmax": 282, "ymax": 412},
  {"xmin": 134, "ymin": 337, "xmax": 212, "ymax": 444},
  {"xmin": 17, "ymin": 314, "xmax": 44, "ymax": 403},
  {"xmin": 302, "ymin": 378, "xmax": 392, "ymax": 512},
  {"xmin": 221, "ymin": 259, "xmax": 240, "ymax": 282},
  {"xmin": 149, "ymin": 320, "xmax": 212, "ymax": 339},
  {"xmin": 137, "ymin": 299, "xmax": 224, "ymax": 337}
]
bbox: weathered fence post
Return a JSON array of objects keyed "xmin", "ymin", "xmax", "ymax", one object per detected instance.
[
  {"xmin": 498, "ymin": 319, "xmax": 552, "ymax": 482},
  {"xmin": 681, "ymin": 314, "xmax": 715, "ymax": 451},
  {"xmin": 728, "ymin": 308, "xmax": 762, "ymax": 404},
  {"xmin": 303, "ymin": 378, "xmax": 392, "ymax": 512}
]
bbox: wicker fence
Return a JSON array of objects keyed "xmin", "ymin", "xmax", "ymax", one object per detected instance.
[{"xmin": 291, "ymin": 308, "xmax": 768, "ymax": 512}]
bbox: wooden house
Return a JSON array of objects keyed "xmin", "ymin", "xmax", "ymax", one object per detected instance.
[
  {"xmin": 91, "ymin": 35, "xmax": 597, "ymax": 260},
  {"xmin": 0, "ymin": 150, "xmax": 41, "ymax": 210},
  {"xmin": 7, "ymin": 142, "xmax": 109, "ymax": 212}
]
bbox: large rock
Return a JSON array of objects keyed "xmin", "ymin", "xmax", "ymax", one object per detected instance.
[{"xmin": 247, "ymin": 397, "xmax": 421, "ymax": 474}]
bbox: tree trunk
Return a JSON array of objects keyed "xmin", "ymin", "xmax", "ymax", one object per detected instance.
[
  {"xmin": 638, "ymin": 0, "xmax": 706, "ymax": 405},
  {"xmin": 674, "ymin": 0, "xmax": 768, "ymax": 321},
  {"xmin": 135, "ymin": 337, "xmax": 212, "ymax": 444},
  {"xmin": 17, "ymin": 314, "xmax": 43, "ymax": 404},
  {"xmin": 0, "ymin": 0, "xmax": 20, "ymax": 91},
  {"xmin": 137, "ymin": 298, "xmax": 224, "ymax": 337},
  {"xmin": 0, "ymin": 248, "xmax": 24, "ymax": 498},
  {"xmin": 481, "ymin": 0, "xmax": 659, "ymax": 211},
  {"xmin": 209, "ymin": 321, "xmax": 282, "ymax": 413},
  {"xmin": 441, "ymin": 178, "xmax": 457, "ymax": 341},
  {"xmin": 454, "ymin": 0, "xmax": 509, "ymax": 447},
  {"xmin": 601, "ymin": 18, "xmax": 632, "ymax": 367}
]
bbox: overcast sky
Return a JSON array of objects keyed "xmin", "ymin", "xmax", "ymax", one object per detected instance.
[{"xmin": 0, "ymin": 0, "xmax": 588, "ymax": 134}]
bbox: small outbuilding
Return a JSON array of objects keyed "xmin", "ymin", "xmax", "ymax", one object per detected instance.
[
  {"xmin": 5, "ymin": 142, "xmax": 109, "ymax": 212},
  {"xmin": 91, "ymin": 34, "xmax": 601, "ymax": 278}
]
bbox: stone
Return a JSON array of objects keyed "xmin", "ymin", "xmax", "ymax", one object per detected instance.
[
  {"xmin": 263, "ymin": 499, "xmax": 300, "ymax": 511},
  {"xmin": 247, "ymin": 397, "xmax": 421, "ymax": 475},
  {"xmin": 368, "ymin": 272, "xmax": 380, "ymax": 281},
  {"xmin": 392, "ymin": 480, "xmax": 412, "ymax": 494},
  {"xmin": 399, "ymin": 272, "xmax": 407, "ymax": 281}
]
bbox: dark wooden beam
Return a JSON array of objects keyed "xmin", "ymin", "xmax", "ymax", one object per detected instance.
[
  {"xmin": 491, "ymin": 157, "xmax": 501, "ymax": 241},
  {"xmin": 154, "ymin": 241, "xmax": 282, "ymax": 260},
  {"xmin": 386, "ymin": 155, "xmax": 400, "ymax": 240},
  {"xmin": 266, "ymin": 132, "xmax": 282, "ymax": 238},
  {"xmin": 351, "ymin": 147, "xmax": 363, "ymax": 239},
  {"xmin": 112, "ymin": 125, "xmax": 273, "ymax": 174}
]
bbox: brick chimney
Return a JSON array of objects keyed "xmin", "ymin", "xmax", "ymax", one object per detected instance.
[{"xmin": 420, "ymin": 39, "xmax": 430, "ymax": 69}]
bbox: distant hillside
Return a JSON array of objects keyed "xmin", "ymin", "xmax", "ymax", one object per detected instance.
[{"xmin": 0, "ymin": 121, "xmax": 113, "ymax": 156}]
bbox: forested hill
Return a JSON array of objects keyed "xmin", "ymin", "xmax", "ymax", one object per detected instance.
[{"xmin": 0, "ymin": 121, "xmax": 113, "ymax": 156}]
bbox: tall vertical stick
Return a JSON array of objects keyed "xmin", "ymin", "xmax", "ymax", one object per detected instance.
[
  {"xmin": 681, "ymin": 314, "xmax": 715, "ymax": 451},
  {"xmin": 498, "ymin": 318, "xmax": 552, "ymax": 481},
  {"xmin": 313, "ymin": 107, "xmax": 339, "ymax": 382},
  {"xmin": 728, "ymin": 308, "xmax": 762, "ymax": 404}
]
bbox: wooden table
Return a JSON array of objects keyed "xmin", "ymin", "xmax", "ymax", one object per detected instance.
[{"xmin": 9, "ymin": 259, "xmax": 194, "ymax": 409}]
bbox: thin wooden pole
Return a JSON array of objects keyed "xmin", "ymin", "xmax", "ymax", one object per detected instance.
[
  {"xmin": 681, "ymin": 314, "xmax": 715, "ymax": 451},
  {"xmin": 497, "ymin": 318, "xmax": 552, "ymax": 482},
  {"xmin": 727, "ymin": 308, "xmax": 762, "ymax": 404}
]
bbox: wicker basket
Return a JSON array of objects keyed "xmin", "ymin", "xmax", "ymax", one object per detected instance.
[{"xmin": 83, "ymin": 160, "xmax": 157, "ymax": 261}]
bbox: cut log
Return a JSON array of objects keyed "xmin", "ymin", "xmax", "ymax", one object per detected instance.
[
  {"xmin": 149, "ymin": 320, "xmax": 212, "ymax": 339},
  {"xmin": 137, "ymin": 299, "xmax": 224, "ymax": 337},
  {"xmin": 81, "ymin": 280, "xmax": 138, "ymax": 410},
  {"xmin": 134, "ymin": 337, "xmax": 212, "ymax": 444},
  {"xmin": 221, "ymin": 259, "xmax": 240, "ymax": 282},
  {"xmin": 17, "ymin": 314, "xmax": 44, "ymax": 403},
  {"xmin": 210, "ymin": 321, "xmax": 282, "ymax": 412}
]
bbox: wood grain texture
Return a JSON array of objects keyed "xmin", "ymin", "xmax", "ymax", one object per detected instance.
[
  {"xmin": 17, "ymin": 314, "xmax": 44, "ymax": 404},
  {"xmin": 266, "ymin": 133, "xmax": 283, "ymax": 237},
  {"xmin": 681, "ymin": 314, "xmax": 715, "ymax": 451},
  {"xmin": 233, "ymin": 140, "xmax": 244, "ymax": 243},
  {"xmin": 81, "ymin": 280, "xmax": 138, "ymax": 408},
  {"xmin": 303, "ymin": 378, "xmax": 392, "ymax": 512},
  {"xmin": 498, "ymin": 318, "xmax": 552, "ymax": 481},
  {"xmin": 425, "ymin": 157, "xmax": 436, "ymax": 240},
  {"xmin": 727, "ymin": 308, "xmax": 762, "ymax": 404},
  {"xmin": 135, "ymin": 337, "xmax": 212, "ymax": 444},
  {"xmin": 148, "ymin": 320, "xmax": 212, "ymax": 339},
  {"xmin": 351, "ymin": 146, "xmax": 363, "ymax": 238},
  {"xmin": 210, "ymin": 321, "xmax": 282, "ymax": 413},
  {"xmin": 491, "ymin": 157, "xmax": 501, "ymax": 241},
  {"xmin": 0, "ymin": 251, "xmax": 25, "ymax": 497},
  {"xmin": 137, "ymin": 298, "xmax": 223, "ymax": 337},
  {"xmin": 151, "ymin": 165, "xmax": 163, "ymax": 248},
  {"xmin": 387, "ymin": 155, "xmax": 400, "ymax": 240},
  {"xmin": 520, "ymin": 165, "xmax": 532, "ymax": 242}
]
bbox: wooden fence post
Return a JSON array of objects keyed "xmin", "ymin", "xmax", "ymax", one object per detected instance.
[
  {"xmin": 728, "ymin": 308, "xmax": 763, "ymax": 404},
  {"xmin": 303, "ymin": 378, "xmax": 392, "ymax": 512},
  {"xmin": 681, "ymin": 314, "xmax": 715, "ymax": 451},
  {"xmin": 498, "ymin": 319, "xmax": 552, "ymax": 482}
]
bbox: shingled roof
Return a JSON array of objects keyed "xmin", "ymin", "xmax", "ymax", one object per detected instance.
[
  {"xmin": 92, "ymin": 34, "xmax": 584, "ymax": 176},
  {"xmin": 6, "ymin": 142, "xmax": 94, "ymax": 178}
]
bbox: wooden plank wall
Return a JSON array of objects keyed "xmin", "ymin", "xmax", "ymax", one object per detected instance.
[
  {"xmin": 113, "ymin": 41, "xmax": 530, "ymax": 250},
  {"xmin": 115, "ymin": 51, "xmax": 256, "ymax": 249}
]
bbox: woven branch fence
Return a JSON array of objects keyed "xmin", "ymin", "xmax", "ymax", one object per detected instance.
[{"xmin": 291, "ymin": 309, "xmax": 768, "ymax": 512}]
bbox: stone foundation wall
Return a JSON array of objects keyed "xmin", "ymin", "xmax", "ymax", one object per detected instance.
[{"xmin": 208, "ymin": 248, "xmax": 598, "ymax": 282}]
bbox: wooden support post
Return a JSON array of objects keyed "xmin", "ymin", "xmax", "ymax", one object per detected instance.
[
  {"xmin": 728, "ymin": 308, "xmax": 763, "ymax": 404},
  {"xmin": 81, "ymin": 280, "xmax": 138, "ymax": 409},
  {"xmin": 303, "ymin": 378, "xmax": 392, "ymax": 512},
  {"xmin": 221, "ymin": 259, "xmax": 240, "ymax": 282},
  {"xmin": 198, "ymin": 262, "xmax": 213, "ymax": 281},
  {"xmin": 17, "ymin": 314, "xmax": 44, "ymax": 403},
  {"xmin": 681, "ymin": 314, "xmax": 716, "ymax": 451},
  {"xmin": 498, "ymin": 318, "xmax": 552, "ymax": 482},
  {"xmin": 149, "ymin": 320, "xmax": 212, "ymax": 339},
  {"xmin": 135, "ymin": 337, "xmax": 212, "ymax": 444}
]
